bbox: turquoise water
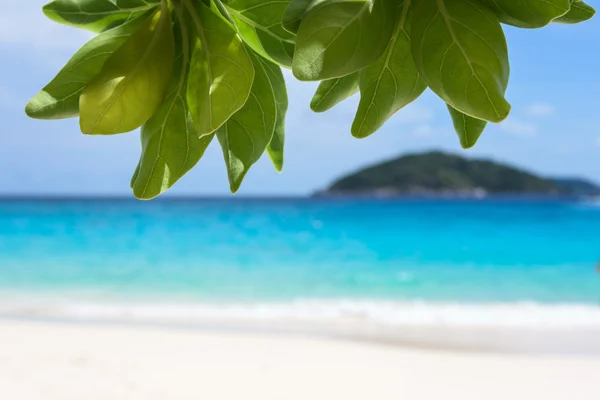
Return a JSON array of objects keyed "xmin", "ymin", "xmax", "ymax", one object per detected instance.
[{"xmin": 1, "ymin": 198, "xmax": 599, "ymax": 306}]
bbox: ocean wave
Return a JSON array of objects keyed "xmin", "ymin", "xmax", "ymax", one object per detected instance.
[{"xmin": 2, "ymin": 299, "xmax": 600, "ymax": 329}]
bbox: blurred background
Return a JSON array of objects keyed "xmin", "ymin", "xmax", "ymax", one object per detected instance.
[{"xmin": 0, "ymin": 1, "xmax": 600, "ymax": 399}]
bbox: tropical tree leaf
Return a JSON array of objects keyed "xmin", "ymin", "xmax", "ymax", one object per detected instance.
[
  {"xmin": 352, "ymin": 0, "xmax": 426, "ymax": 138},
  {"xmin": 282, "ymin": 0, "xmax": 315, "ymax": 34},
  {"xmin": 80, "ymin": 4, "xmax": 175, "ymax": 134},
  {"xmin": 23, "ymin": 0, "xmax": 597, "ymax": 198},
  {"xmin": 217, "ymin": 51, "xmax": 277, "ymax": 193},
  {"xmin": 310, "ymin": 73, "xmax": 359, "ymax": 113},
  {"xmin": 185, "ymin": 0, "xmax": 255, "ymax": 135},
  {"xmin": 411, "ymin": 0, "xmax": 510, "ymax": 123},
  {"xmin": 42, "ymin": 0, "xmax": 160, "ymax": 33},
  {"xmin": 292, "ymin": 0, "xmax": 396, "ymax": 81},
  {"xmin": 25, "ymin": 13, "xmax": 150, "ymax": 120},
  {"xmin": 554, "ymin": 0, "xmax": 596, "ymax": 24},
  {"xmin": 222, "ymin": 0, "xmax": 296, "ymax": 67},
  {"xmin": 131, "ymin": 17, "xmax": 214, "ymax": 200},
  {"xmin": 212, "ymin": 0, "xmax": 235, "ymax": 22},
  {"xmin": 130, "ymin": 163, "xmax": 140, "ymax": 188},
  {"xmin": 447, "ymin": 105, "xmax": 487, "ymax": 149},
  {"xmin": 479, "ymin": 0, "xmax": 570, "ymax": 28},
  {"xmin": 257, "ymin": 58, "xmax": 288, "ymax": 172}
]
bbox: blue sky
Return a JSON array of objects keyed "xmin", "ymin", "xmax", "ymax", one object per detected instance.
[{"xmin": 0, "ymin": 1, "xmax": 598, "ymax": 196}]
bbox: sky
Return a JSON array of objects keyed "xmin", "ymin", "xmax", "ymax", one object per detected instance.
[{"xmin": 0, "ymin": 1, "xmax": 599, "ymax": 196}]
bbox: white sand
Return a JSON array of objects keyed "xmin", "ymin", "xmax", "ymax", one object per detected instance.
[{"xmin": 1, "ymin": 319, "xmax": 599, "ymax": 400}]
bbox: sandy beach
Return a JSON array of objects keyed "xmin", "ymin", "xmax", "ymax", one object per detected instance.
[{"xmin": 1, "ymin": 319, "xmax": 599, "ymax": 400}]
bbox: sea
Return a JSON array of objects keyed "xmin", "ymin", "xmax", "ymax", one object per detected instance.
[{"xmin": 1, "ymin": 197, "xmax": 600, "ymax": 335}]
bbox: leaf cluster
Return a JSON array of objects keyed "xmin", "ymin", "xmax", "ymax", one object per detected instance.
[{"xmin": 26, "ymin": 0, "xmax": 595, "ymax": 198}]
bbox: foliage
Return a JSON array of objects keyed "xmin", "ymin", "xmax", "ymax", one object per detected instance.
[
  {"xmin": 26, "ymin": 0, "xmax": 595, "ymax": 199},
  {"xmin": 324, "ymin": 151, "xmax": 600, "ymax": 195}
]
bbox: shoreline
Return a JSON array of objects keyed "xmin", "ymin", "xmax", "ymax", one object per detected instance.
[
  {"xmin": 3, "ymin": 296, "xmax": 600, "ymax": 355},
  {"xmin": 3, "ymin": 310, "xmax": 600, "ymax": 356},
  {"xmin": 1, "ymin": 319, "xmax": 600, "ymax": 400}
]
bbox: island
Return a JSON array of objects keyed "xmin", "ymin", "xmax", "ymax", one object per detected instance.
[{"xmin": 316, "ymin": 151, "xmax": 600, "ymax": 198}]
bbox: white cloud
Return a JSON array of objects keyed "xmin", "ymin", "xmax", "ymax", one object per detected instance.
[
  {"xmin": 525, "ymin": 103, "xmax": 556, "ymax": 117},
  {"xmin": 500, "ymin": 117, "xmax": 538, "ymax": 136},
  {"xmin": 394, "ymin": 103, "xmax": 435, "ymax": 124},
  {"xmin": 411, "ymin": 124, "xmax": 434, "ymax": 137}
]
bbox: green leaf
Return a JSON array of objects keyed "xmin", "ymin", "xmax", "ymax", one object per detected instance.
[
  {"xmin": 292, "ymin": 0, "xmax": 396, "ymax": 81},
  {"xmin": 217, "ymin": 51, "xmax": 277, "ymax": 193},
  {"xmin": 212, "ymin": 0, "xmax": 235, "ymax": 23},
  {"xmin": 554, "ymin": 0, "xmax": 596, "ymax": 24},
  {"xmin": 42, "ymin": 0, "xmax": 160, "ymax": 33},
  {"xmin": 131, "ymin": 17, "xmax": 214, "ymax": 200},
  {"xmin": 447, "ymin": 105, "xmax": 487, "ymax": 149},
  {"xmin": 479, "ymin": 0, "xmax": 570, "ymax": 28},
  {"xmin": 352, "ymin": 0, "xmax": 426, "ymax": 138},
  {"xmin": 282, "ymin": 0, "xmax": 315, "ymax": 34},
  {"xmin": 25, "ymin": 14, "xmax": 150, "ymax": 120},
  {"xmin": 185, "ymin": 0, "xmax": 255, "ymax": 135},
  {"xmin": 80, "ymin": 5, "xmax": 175, "ymax": 134},
  {"xmin": 310, "ymin": 73, "xmax": 359, "ymax": 113},
  {"xmin": 411, "ymin": 0, "xmax": 510, "ymax": 123},
  {"xmin": 130, "ymin": 163, "xmax": 140, "ymax": 189},
  {"xmin": 257, "ymin": 57, "xmax": 288, "ymax": 172},
  {"xmin": 223, "ymin": 0, "xmax": 296, "ymax": 67}
]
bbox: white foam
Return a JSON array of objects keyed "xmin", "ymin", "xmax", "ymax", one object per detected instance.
[{"xmin": 2, "ymin": 298, "xmax": 600, "ymax": 329}]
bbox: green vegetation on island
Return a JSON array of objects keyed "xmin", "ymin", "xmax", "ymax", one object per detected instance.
[{"xmin": 319, "ymin": 152, "xmax": 600, "ymax": 197}]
